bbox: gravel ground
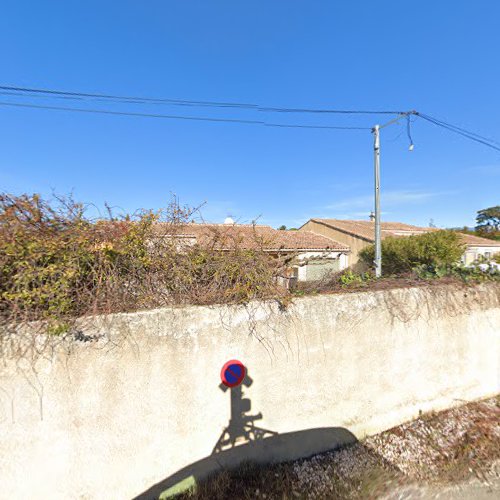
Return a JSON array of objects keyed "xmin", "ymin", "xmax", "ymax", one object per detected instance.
[
  {"xmin": 291, "ymin": 396, "xmax": 500, "ymax": 498},
  {"xmin": 180, "ymin": 396, "xmax": 500, "ymax": 499},
  {"xmin": 381, "ymin": 469, "xmax": 500, "ymax": 499},
  {"xmin": 365, "ymin": 397, "xmax": 500, "ymax": 480}
]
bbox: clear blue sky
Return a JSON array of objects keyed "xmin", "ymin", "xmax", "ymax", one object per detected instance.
[{"xmin": 1, "ymin": 1, "xmax": 499, "ymax": 229}]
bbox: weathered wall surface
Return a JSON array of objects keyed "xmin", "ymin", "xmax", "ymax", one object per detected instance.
[
  {"xmin": 300, "ymin": 219, "xmax": 369, "ymax": 265},
  {"xmin": 0, "ymin": 284, "xmax": 499, "ymax": 500}
]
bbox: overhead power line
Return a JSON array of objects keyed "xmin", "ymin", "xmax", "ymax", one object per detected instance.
[
  {"xmin": 1, "ymin": 84, "xmax": 500, "ymax": 152},
  {"xmin": 0, "ymin": 84, "xmax": 407, "ymax": 115},
  {"xmin": 0, "ymin": 101, "xmax": 371, "ymax": 130},
  {"xmin": 0, "ymin": 85, "xmax": 254, "ymax": 110},
  {"xmin": 259, "ymin": 106, "xmax": 402, "ymax": 115},
  {"xmin": 417, "ymin": 112, "xmax": 500, "ymax": 146},
  {"xmin": 416, "ymin": 112, "xmax": 500, "ymax": 152}
]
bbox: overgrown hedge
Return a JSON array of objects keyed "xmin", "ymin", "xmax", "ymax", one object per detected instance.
[
  {"xmin": 359, "ymin": 230, "xmax": 465, "ymax": 274},
  {"xmin": 2, "ymin": 193, "xmax": 497, "ymax": 339},
  {"xmin": 0, "ymin": 193, "xmax": 287, "ymax": 336}
]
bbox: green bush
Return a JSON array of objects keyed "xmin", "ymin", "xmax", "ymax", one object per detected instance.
[
  {"xmin": 359, "ymin": 230, "xmax": 465, "ymax": 275},
  {"xmin": 339, "ymin": 269, "xmax": 373, "ymax": 287},
  {"xmin": 414, "ymin": 262, "xmax": 500, "ymax": 283}
]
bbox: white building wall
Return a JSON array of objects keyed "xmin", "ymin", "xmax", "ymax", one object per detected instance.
[
  {"xmin": 463, "ymin": 245, "xmax": 500, "ymax": 265},
  {"xmin": 294, "ymin": 251, "xmax": 348, "ymax": 281}
]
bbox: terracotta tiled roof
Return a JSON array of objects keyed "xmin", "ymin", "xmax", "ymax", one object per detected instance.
[
  {"xmin": 309, "ymin": 219, "xmax": 500, "ymax": 247},
  {"xmin": 153, "ymin": 223, "xmax": 349, "ymax": 252},
  {"xmin": 310, "ymin": 219, "xmax": 432, "ymax": 242},
  {"xmin": 458, "ymin": 233, "xmax": 500, "ymax": 247}
]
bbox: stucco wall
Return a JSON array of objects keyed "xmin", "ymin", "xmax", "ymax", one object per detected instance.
[
  {"xmin": 294, "ymin": 250, "xmax": 348, "ymax": 281},
  {"xmin": 300, "ymin": 220, "xmax": 370, "ymax": 265},
  {"xmin": 0, "ymin": 284, "xmax": 499, "ymax": 500},
  {"xmin": 463, "ymin": 246, "xmax": 500, "ymax": 265}
]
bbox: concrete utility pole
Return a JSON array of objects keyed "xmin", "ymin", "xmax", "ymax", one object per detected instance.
[
  {"xmin": 373, "ymin": 124, "xmax": 382, "ymax": 278},
  {"xmin": 371, "ymin": 111, "xmax": 415, "ymax": 278}
]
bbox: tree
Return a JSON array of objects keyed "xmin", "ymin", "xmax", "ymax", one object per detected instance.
[
  {"xmin": 278, "ymin": 225, "xmax": 287, "ymax": 230},
  {"xmin": 476, "ymin": 205, "xmax": 500, "ymax": 239}
]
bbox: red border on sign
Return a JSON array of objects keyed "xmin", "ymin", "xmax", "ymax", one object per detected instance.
[{"xmin": 220, "ymin": 359, "xmax": 246, "ymax": 388}]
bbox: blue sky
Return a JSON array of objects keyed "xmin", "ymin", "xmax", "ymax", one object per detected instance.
[{"xmin": 1, "ymin": 1, "xmax": 499, "ymax": 229}]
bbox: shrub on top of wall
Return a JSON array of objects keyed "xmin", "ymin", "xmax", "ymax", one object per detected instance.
[
  {"xmin": 359, "ymin": 230, "xmax": 465, "ymax": 275},
  {"xmin": 0, "ymin": 193, "xmax": 288, "ymax": 338}
]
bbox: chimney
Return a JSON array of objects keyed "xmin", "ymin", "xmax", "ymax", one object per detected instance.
[{"xmin": 369, "ymin": 211, "xmax": 375, "ymax": 222}]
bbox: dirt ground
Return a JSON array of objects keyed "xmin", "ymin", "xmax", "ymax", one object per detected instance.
[{"xmin": 178, "ymin": 396, "xmax": 500, "ymax": 499}]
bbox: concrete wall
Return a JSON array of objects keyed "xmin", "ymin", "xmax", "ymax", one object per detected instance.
[{"xmin": 0, "ymin": 284, "xmax": 499, "ymax": 500}]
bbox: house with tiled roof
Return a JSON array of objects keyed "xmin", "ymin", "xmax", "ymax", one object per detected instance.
[
  {"xmin": 299, "ymin": 218, "xmax": 500, "ymax": 267},
  {"xmin": 153, "ymin": 221, "xmax": 350, "ymax": 282}
]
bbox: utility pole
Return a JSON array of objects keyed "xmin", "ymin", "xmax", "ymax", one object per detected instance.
[{"xmin": 373, "ymin": 125, "xmax": 382, "ymax": 278}]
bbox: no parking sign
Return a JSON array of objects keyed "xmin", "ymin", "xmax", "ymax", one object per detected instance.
[{"xmin": 220, "ymin": 359, "xmax": 246, "ymax": 388}]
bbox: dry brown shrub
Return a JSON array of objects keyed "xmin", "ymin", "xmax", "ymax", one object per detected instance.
[{"xmin": 0, "ymin": 193, "xmax": 290, "ymax": 345}]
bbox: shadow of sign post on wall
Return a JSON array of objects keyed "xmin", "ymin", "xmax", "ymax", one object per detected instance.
[
  {"xmin": 213, "ymin": 360, "xmax": 277, "ymax": 454},
  {"xmin": 134, "ymin": 360, "xmax": 358, "ymax": 499}
]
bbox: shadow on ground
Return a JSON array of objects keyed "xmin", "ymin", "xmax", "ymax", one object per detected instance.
[{"xmin": 133, "ymin": 371, "xmax": 357, "ymax": 499}]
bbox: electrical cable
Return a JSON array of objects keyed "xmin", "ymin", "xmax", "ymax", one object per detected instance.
[
  {"xmin": 418, "ymin": 112, "xmax": 500, "ymax": 146},
  {"xmin": 406, "ymin": 115, "xmax": 414, "ymax": 149},
  {"xmin": 0, "ymin": 85, "xmax": 255, "ymax": 109},
  {"xmin": 416, "ymin": 112, "xmax": 500, "ymax": 152},
  {"xmin": 0, "ymin": 84, "xmax": 408, "ymax": 115},
  {"xmin": 2, "ymin": 85, "xmax": 500, "ymax": 151},
  {"xmin": 259, "ymin": 106, "xmax": 404, "ymax": 115},
  {"xmin": 0, "ymin": 101, "xmax": 371, "ymax": 130}
]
